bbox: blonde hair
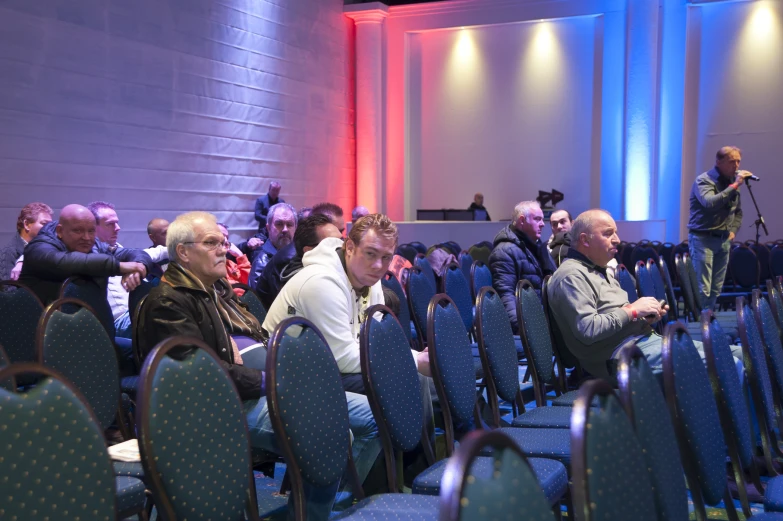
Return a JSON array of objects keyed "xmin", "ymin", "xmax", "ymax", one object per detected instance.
[{"xmin": 348, "ymin": 214, "xmax": 398, "ymax": 248}]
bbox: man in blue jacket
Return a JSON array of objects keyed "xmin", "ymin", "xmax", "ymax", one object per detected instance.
[
  {"xmin": 488, "ymin": 200, "xmax": 556, "ymax": 333},
  {"xmin": 18, "ymin": 204, "xmax": 151, "ymax": 306}
]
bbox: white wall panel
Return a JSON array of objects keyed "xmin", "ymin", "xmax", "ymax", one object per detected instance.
[{"xmin": 0, "ymin": 0, "xmax": 355, "ymax": 248}]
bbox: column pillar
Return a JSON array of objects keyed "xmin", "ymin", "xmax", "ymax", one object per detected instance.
[{"xmin": 344, "ymin": 2, "xmax": 388, "ymax": 214}]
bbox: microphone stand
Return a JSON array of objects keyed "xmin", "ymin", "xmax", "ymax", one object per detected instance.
[{"xmin": 744, "ymin": 178, "xmax": 768, "ymax": 245}]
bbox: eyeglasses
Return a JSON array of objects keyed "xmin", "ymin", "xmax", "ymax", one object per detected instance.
[{"xmin": 183, "ymin": 238, "xmax": 229, "ymax": 251}]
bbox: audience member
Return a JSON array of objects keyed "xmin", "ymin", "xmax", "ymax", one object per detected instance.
[
  {"xmin": 147, "ymin": 218, "xmax": 169, "ymax": 247},
  {"xmin": 216, "ymin": 222, "xmax": 251, "ymax": 289},
  {"xmin": 312, "ymin": 202, "xmax": 346, "ymax": 235},
  {"xmin": 689, "ymin": 146, "xmax": 751, "ymax": 310},
  {"xmin": 351, "ymin": 206, "xmax": 370, "ymax": 223},
  {"xmin": 263, "ymin": 214, "xmax": 431, "ymax": 393},
  {"xmin": 547, "ymin": 209, "xmax": 742, "ymax": 379},
  {"xmin": 254, "ymin": 181, "xmax": 284, "ymax": 233},
  {"xmin": 248, "ymin": 203, "xmax": 297, "ymax": 288},
  {"xmin": 137, "ymin": 211, "xmax": 380, "ymax": 519},
  {"xmin": 1, "ymin": 202, "xmax": 52, "ymax": 281},
  {"xmin": 256, "ymin": 214, "xmax": 341, "ymax": 310},
  {"xmin": 547, "ymin": 209, "xmax": 573, "ymax": 266},
  {"xmin": 488, "ymin": 200, "xmax": 555, "ymax": 332},
  {"xmin": 298, "ymin": 206, "xmax": 312, "ymax": 221},
  {"xmin": 18, "ymin": 204, "xmax": 151, "ymax": 306},
  {"xmin": 468, "ymin": 192, "xmax": 491, "ymax": 221},
  {"xmin": 87, "ymin": 201, "xmax": 168, "ymax": 338}
]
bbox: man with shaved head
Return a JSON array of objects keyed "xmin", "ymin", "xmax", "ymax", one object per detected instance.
[
  {"xmin": 18, "ymin": 204, "xmax": 152, "ymax": 305},
  {"xmin": 147, "ymin": 218, "xmax": 169, "ymax": 248},
  {"xmin": 547, "ymin": 209, "xmax": 742, "ymax": 379}
]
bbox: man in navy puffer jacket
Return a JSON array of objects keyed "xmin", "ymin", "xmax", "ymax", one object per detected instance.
[{"xmin": 488, "ymin": 200, "xmax": 556, "ymax": 333}]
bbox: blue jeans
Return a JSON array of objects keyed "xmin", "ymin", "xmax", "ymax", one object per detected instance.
[
  {"xmin": 114, "ymin": 311, "xmax": 132, "ymax": 339},
  {"xmin": 689, "ymin": 232, "xmax": 731, "ymax": 311},
  {"xmin": 243, "ymin": 392, "xmax": 380, "ymax": 521}
]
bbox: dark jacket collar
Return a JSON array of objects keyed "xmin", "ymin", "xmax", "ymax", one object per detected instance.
[{"xmin": 566, "ymin": 248, "xmax": 608, "ymax": 276}]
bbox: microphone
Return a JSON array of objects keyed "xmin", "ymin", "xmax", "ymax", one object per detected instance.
[{"xmin": 737, "ymin": 170, "xmax": 760, "ymax": 181}]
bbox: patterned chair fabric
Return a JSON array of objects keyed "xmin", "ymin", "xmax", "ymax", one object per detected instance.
[
  {"xmin": 138, "ymin": 342, "xmax": 259, "ymax": 521},
  {"xmin": 470, "ymin": 261, "xmax": 493, "ymax": 301},
  {"xmin": 616, "ymin": 264, "xmax": 638, "ymax": 303},
  {"xmin": 684, "ymin": 253, "xmax": 704, "ymax": 310},
  {"xmin": 675, "ymin": 254, "xmax": 699, "ymax": 321},
  {"xmin": 381, "ymin": 272, "xmax": 413, "ymax": 345},
  {"xmin": 0, "ymin": 282, "xmax": 43, "ymax": 367},
  {"xmin": 237, "ymin": 285, "xmax": 268, "ymax": 325},
  {"xmin": 407, "ymin": 267, "xmax": 436, "ymax": 346},
  {"xmin": 0, "ymin": 365, "xmax": 139, "ymax": 520},
  {"xmin": 441, "ymin": 262, "xmax": 474, "ymax": 335},
  {"xmin": 439, "ymin": 431, "xmax": 555, "ymax": 521},
  {"xmin": 415, "ymin": 255, "xmax": 437, "ymax": 290},
  {"xmin": 516, "ymin": 281, "xmax": 556, "ymax": 387},
  {"xmin": 657, "ymin": 257, "xmax": 679, "ymax": 321},
  {"xmin": 458, "ymin": 251, "xmax": 473, "ymax": 284},
  {"xmin": 768, "ymin": 280, "xmax": 783, "ymax": 330},
  {"xmin": 39, "ymin": 301, "xmax": 121, "ymax": 429},
  {"xmin": 61, "ymin": 276, "xmax": 116, "ymax": 338},
  {"xmin": 646, "ymin": 260, "xmax": 667, "ymax": 303},
  {"xmin": 362, "ymin": 306, "xmax": 423, "ymax": 453},
  {"xmin": 634, "ymin": 261, "xmax": 657, "ymax": 300},
  {"xmin": 739, "ymin": 303, "xmax": 778, "ymax": 432},
  {"xmin": 663, "ymin": 325, "xmax": 730, "ymax": 507},
  {"xmin": 757, "ymin": 293, "xmax": 783, "ymax": 399},
  {"xmin": 571, "ymin": 380, "xmax": 658, "ymax": 521},
  {"xmin": 617, "ymin": 345, "xmax": 689, "ymax": 521},
  {"xmin": 621, "ymin": 242, "xmax": 637, "ymax": 271},
  {"xmin": 479, "ymin": 288, "xmax": 524, "ymax": 402}
]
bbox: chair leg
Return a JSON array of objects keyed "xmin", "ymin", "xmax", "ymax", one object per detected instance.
[{"xmin": 551, "ymin": 501, "xmax": 562, "ymax": 521}]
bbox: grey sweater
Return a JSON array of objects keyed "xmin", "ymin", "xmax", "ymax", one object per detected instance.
[{"xmin": 547, "ymin": 251, "xmax": 651, "ymax": 377}]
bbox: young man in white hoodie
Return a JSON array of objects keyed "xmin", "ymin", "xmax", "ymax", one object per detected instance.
[{"xmin": 263, "ymin": 213, "xmax": 431, "ymax": 391}]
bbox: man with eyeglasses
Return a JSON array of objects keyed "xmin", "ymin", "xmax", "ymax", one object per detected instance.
[
  {"xmin": 137, "ymin": 211, "xmax": 382, "ymax": 519},
  {"xmin": 248, "ymin": 202, "xmax": 297, "ymax": 289}
]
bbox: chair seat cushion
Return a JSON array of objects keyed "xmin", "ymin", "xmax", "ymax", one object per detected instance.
[
  {"xmin": 765, "ymin": 475, "xmax": 783, "ymax": 512},
  {"xmin": 115, "ymin": 476, "xmax": 146, "ymax": 515},
  {"xmin": 749, "ymin": 514, "xmax": 783, "ymax": 520},
  {"xmin": 484, "ymin": 427, "xmax": 572, "ymax": 466},
  {"xmin": 412, "ymin": 455, "xmax": 568, "ymax": 505},
  {"xmin": 113, "ymin": 460, "xmax": 145, "ymax": 480},
  {"xmin": 511, "ymin": 406, "xmax": 572, "ymax": 429},
  {"xmin": 550, "ymin": 390, "xmax": 582, "ymax": 407},
  {"xmin": 331, "ymin": 493, "xmax": 440, "ymax": 519}
]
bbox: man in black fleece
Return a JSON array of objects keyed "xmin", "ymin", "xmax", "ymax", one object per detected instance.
[{"xmin": 18, "ymin": 204, "xmax": 151, "ymax": 306}]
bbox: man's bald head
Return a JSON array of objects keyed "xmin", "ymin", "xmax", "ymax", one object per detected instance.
[
  {"xmin": 570, "ymin": 209, "xmax": 619, "ymax": 267},
  {"xmin": 147, "ymin": 218, "xmax": 169, "ymax": 247},
  {"xmin": 57, "ymin": 204, "xmax": 96, "ymax": 253}
]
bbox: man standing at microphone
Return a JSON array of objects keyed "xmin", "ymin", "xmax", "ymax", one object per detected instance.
[{"xmin": 688, "ymin": 146, "xmax": 754, "ymax": 310}]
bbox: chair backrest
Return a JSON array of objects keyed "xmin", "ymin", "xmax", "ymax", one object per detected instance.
[
  {"xmin": 516, "ymin": 280, "xmax": 556, "ymax": 392},
  {"xmin": 60, "ymin": 276, "xmax": 116, "ymax": 338},
  {"xmin": 752, "ymin": 290, "xmax": 783, "ymax": 399},
  {"xmin": 617, "ymin": 344, "xmax": 689, "ymax": 521},
  {"xmin": 634, "ymin": 260, "xmax": 657, "ymax": 299},
  {"xmin": 476, "ymin": 287, "xmax": 524, "ymax": 424},
  {"xmin": 701, "ymin": 310, "xmax": 758, "ymax": 489},
  {"xmin": 382, "ymin": 271, "xmax": 413, "ymax": 345},
  {"xmin": 0, "ymin": 281, "xmax": 43, "ymax": 365},
  {"xmin": 458, "ymin": 251, "xmax": 473, "ymax": 283},
  {"xmin": 656, "ymin": 257, "xmax": 679, "ymax": 321},
  {"xmin": 470, "ymin": 260, "xmax": 493, "ymax": 302},
  {"xmin": 0, "ymin": 343, "xmax": 14, "ymax": 390},
  {"xmin": 443, "ymin": 241, "xmax": 462, "ymax": 257},
  {"xmin": 630, "ymin": 244, "xmax": 659, "ymax": 268},
  {"xmin": 439, "ymin": 430, "xmax": 554, "ymax": 521},
  {"xmin": 729, "ymin": 245, "xmax": 759, "ymax": 289},
  {"xmin": 658, "ymin": 242, "xmax": 675, "ymax": 274},
  {"xmin": 748, "ymin": 242, "xmax": 772, "ymax": 282},
  {"xmin": 407, "ymin": 266, "xmax": 437, "ymax": 347},
  {"xmin": 37, "ymin": 298, "xmax": 122, "ymax": 429},
  {"xmin": 441, "ymin": 262, "xmax": 474, "ymax": 335},
  {"xmin": 674, "ymin": 253, "xmax": 699, "ymax": 321},
  {"xmin": 409, "ymin": 241, "xmax": 427, "ymax": 255},
  {"xmin": 415, "ymin": 255, "xmax": 437, "ymax": 289},
  {"xmin": 428, "ymin": 294, "xmax": 479, "ymax": 456},
  {"xmin": 137, "ymin": 337, "xmax": 259, "ymax": 521},
  {"xmin": 0, "ymin": 364, "xmax": 118, "ymax": 520},
  {"xmin": 128, "ymin": 275, "xmax": 159, "ymax": 323},
  {"xmin": 541, "ymin": 275, "xmax": 580, "ymax": 389},
  {"xmin": 737, "ymin": 297, "xmax": 779, "ymax": 454},
  {"xmin": 771, "ymin": 245, "xmax": 783, "ymax": 279},
  {"xmin": 360, "ymin": 305, "xmax": 425, "ymax": 492},
  {"xmin": 468, "ymin": 244, "xmax": 491, "ymax": 265},
  {"xmin": 767, "ymin": 279, "xmax": 783, "ymax": 331},
  {"xmin": 266, "ymin": 317, "xmax": 355, "ymax": 515},
  {"xmin": 646, "ymin": 259, "xmax": 667, "ymax": 303},
  {"xmin": 571, "ymin": 379, "xmax": 658, "ymax": 521},
  {"xmin": 621, "ymin": 242, "xmax": 637, "ymax": 270},
  {"xmin": 396, "ymin": 243, "xmax": 418, "ymax": 264},
  {"xmin": 616, "ymin": 264, "xmax": 638, "ymax": 303},
  {"xmin": 671, "ymin": 241, "xmax": 690, "ymax": 281},
  {"xmin": 662, "ymin": 322, "xmax": 738, "ymax": 518},
  {"xmin": 233, "ymin": 283, "xmax": 268, "ymax": 325}
]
